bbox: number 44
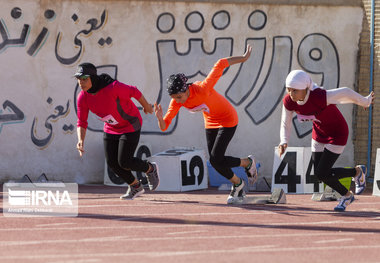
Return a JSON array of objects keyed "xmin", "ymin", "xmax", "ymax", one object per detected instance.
[{"xmin": 274, "ymin": 151, "xmax": 321, "ymax": 193}]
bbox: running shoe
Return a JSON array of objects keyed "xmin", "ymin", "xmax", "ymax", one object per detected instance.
[
  {"xmin": 227, "ymin": 179, "xmax": 246, "ymax": 204},
  {"xmin": 245, "ymin": 155, "xmax": 258, "ymax": 185},
  {"xmin": 146, "ymin": 162, "xmax": 160, "ymax": 191},
  {"xmin": 120, "ymin": 183, "xmax": 145, "ymax": 200},
  {"xmin": 334, "ymin": 192, "xmax": 355, "ymax": 212},
  {"xmin": 354, "ymin": 165, "xmax": 367, "ymax": 195}
]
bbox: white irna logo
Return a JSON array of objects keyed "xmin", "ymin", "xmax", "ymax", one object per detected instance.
[{"xmin": 8, "ymin": 189, "xmax": 73, "ymax": 206}]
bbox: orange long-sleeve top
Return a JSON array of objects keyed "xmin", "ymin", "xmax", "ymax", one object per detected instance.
[{"xmin": 162, "ymin": 58, "xmax": 238, "ymax": 131}]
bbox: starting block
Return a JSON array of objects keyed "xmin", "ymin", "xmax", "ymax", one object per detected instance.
[
  {"xmin": 6, "ymin": 174, "xmax": 65, "ymax": 187},
  {"xmin": 311, "ymin": 186, "xmax": 341, "ymax": 201},
  {"xmin": 19, "ymin": 174, "xmax": 32, "ymax": 183},
  {"xmin": 240, "ymin": 188, "xmax": 287, "ymax": 205},
  {"xmin": 6, "ymin": 174, "xmax": 33, "ymax": 184},
  {"xmin": 36, "ymin": 173, "xmax": 49, "ymax": 183},
  {"xmin": 311, "ymin": 177, "xmax": 350, "ymax": 201}
]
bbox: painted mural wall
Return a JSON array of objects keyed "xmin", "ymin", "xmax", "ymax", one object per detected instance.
[{"xmin": 0, "ymin": 0, "xmax": 363, "ymax": 183}]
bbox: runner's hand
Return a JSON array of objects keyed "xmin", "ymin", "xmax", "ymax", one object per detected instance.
[
  {"xmin": 278, "ymin": 143, "xmax": 287, "ymax": 157},
  {"xmin": 77, "ymin": 141, "xmax": 84, "ymax": 157},
  {"xmin": 242, "ymin": 44, "xmax": 252, "ymax": 61},
  {"xmin": 143, "ymin": 104, "xmax": 153, "ymax": 114},
  {"xmin": 154, "ymin": 103, "xmax": 163, "ymax": 119},
  {"xmin": 364, "ymin": 91, "xmax": 375, "ymax": 111}
]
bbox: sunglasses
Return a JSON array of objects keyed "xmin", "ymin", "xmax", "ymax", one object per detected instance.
[{"xmin": 76, "ymin": 75, "xmax": 90, "ymax": 80}]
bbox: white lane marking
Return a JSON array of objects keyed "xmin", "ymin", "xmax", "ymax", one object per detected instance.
[
  {"xmin": 0, "ymin": 224, "xmax": 208, "ymax": 232},
  {"xmin": 2, "ymin": 244, "xmax": 380, "ymax": 260},
  {"xmin": 0, "ymin": 232, "xmax": 373, "ymax": 246},
  {"xmin": 35, "ymin": 223, "xmax": 77, "ymax": 227},
  {"xmin": 314, "ymin": 238, "xmax": 354, "ymax": 244},
  {"xmin": 0, "ymin": 218, "xmax": 379, "ymax": 232},
  {"xmin": 50, "ymin": 259, "xmax": 100, "ymax": 263},
  {"xmin": 167, "ymin": 230, "xmax": 207, "ymax": 235}
]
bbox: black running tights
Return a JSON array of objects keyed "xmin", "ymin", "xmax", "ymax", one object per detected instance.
[
  {"xmin": 103, "ymin": 130, "xmax": 149, "ymax": 185},
  {"xmin": 205, "ymin": 126, "xmax": 241, "ymax": 180},
  {"xmin": 312, "ymin": 149, "xmax": 356, "ymax": 196}
]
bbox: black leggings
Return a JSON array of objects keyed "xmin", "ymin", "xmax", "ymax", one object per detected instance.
[
  {"xmin": 205, "ymin": 126, "xmax": 241, "ymax": 180},
  {"xmin": 103, "ymin": 130, "xmax": 149, "ymax": 185},
  {"xmin": 312, "ymin": 149, "xmax": 356, "ymax": 196}
]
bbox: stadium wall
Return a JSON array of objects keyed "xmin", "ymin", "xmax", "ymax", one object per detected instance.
[{"xmin": 0, "ymin": 0, "xmax": 372, "ymax": 186}]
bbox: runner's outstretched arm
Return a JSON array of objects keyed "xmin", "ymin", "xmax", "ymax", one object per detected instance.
[{"xmin": 225, "ymin": 44, "xmax": 252, "ymax": 66}]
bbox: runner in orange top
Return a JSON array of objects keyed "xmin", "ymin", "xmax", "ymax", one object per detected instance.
[{"xmin": 154, "ymin": 44, "xmax": 257, "ymax": 204}]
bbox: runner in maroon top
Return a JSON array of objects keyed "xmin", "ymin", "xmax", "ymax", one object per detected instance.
[
  {"xmin": 75, "ymin": 63, "xmax": 160, "ymax": 200},
  {"xmin": 278, "ymin": 70, "xmax": 375, "ymax": 211}
]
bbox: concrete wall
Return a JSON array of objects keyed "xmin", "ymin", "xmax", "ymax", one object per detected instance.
[{"xmin": 0, "ymin": 0, "xmax": 363, "ymax": 184}]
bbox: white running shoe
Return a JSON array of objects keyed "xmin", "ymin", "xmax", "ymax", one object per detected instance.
[
  {"xmin": 245, "ymin": 155, "xmax": 258, "ymax": 185},
  {"xmin": 146, "ymin": 162, "xmax": 160, "ymax": 191},
  {"xmin": 120, "ymin": 183, "xmax": 145, "ymax": 200},
  {"xmin": 334, "ymin": 192, "xmax": 355, "ymax": 212},
  {"xmin": 227, "ymin": 179, "xmax": 246, "ymax": 204},
  {"xmin": 354, "ymin": 165, "xmax": 366, "ymax": 195}
]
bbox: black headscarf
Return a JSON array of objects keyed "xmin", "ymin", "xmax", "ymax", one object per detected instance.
[{"xmin": 87, "ymin": 74, "xmax": 115, "ymax": 94}]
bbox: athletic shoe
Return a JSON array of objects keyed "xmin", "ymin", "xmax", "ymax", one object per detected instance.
[
  {"xmin": 245, "ymin": 155, "xmax": 258, "ymax": 185},
  {"xmin": 120, "ymin": 183, "xmax": 145, "ymax": 200},
  {"xmin": 334, "ymin": 192, "xmax": 355, "ymax": 212},
  {"xmin": 146, "ymin": 162, "xmax": 160, "ymax": 191},
  {"xmin": 354, "ymin": 165, "xmax": 366, "ymax": 195},
  {"xmin": 227, "ymin": 179, "xmax": 246, "ymax": 204}
]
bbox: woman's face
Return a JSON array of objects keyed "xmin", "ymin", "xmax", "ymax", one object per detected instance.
[
  {"xmin": 286, "ymin": 87, "xmax": 307, "ymax": 102},
  {"xmin": 171, "ymin": 89, "xmax": 190, "ymax": 104},
  {"xmin": 77, "ymin": 76, "xmax": 92, "ymax": 92}
]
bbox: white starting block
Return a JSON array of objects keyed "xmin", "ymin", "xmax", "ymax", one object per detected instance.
[
  {"xmin": 6, "ymin": 174, "xmax": 66, "ymax": 188},
  {"xmin": 242, "ymin": 188, "xmax": 287, "ymax": 205},
  {"xmin": 373, "ymin": 148, "xmax": 380, "ymax": 196},
  {"xmin": 272, "ymin": 147, "xmax": 323, "ymax": 194},
  {"xmin": 311, "ymin": 185, "xmax": 341, "ymax": 201},
  {"xmin": 104, "ymin": 142, "xmax": 152, "ymax": 186},
  {"xmin": 149, "ymin": 147, "xmax": 208, "ymax": 192}
]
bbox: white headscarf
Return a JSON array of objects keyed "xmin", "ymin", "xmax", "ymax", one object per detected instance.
[{"xmin": 285, "ymin": 70, "xmax": 318, "ymax": 90}]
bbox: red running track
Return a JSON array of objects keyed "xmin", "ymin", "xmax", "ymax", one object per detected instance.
[{"xmin": 0, "ymin": 185, "xmax": 379, "ymax": 263}]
